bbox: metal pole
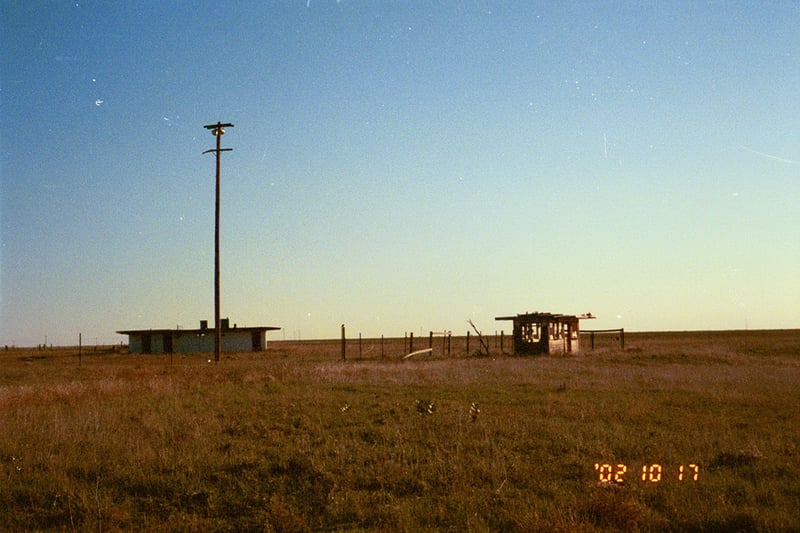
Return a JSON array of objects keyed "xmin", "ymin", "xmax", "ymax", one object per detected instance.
[{"xmin": 203, "ymin": 122, "xmax": 234, "ymax": 363}]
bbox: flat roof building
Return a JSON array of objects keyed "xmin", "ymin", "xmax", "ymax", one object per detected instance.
[
  {"xmin": 495, "ymin": 312, "xmax": 594, "ymax": 355},
  {"xmin": 117, "ymin": 318, "xmax": 280, "ymax": 354}
]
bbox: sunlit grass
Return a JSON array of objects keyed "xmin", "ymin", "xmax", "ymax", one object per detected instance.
[{"xmin": 0, "ymin": 330, "xmax": 798, "ymax": 531}]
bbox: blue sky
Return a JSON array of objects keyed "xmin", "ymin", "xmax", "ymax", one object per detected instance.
[{"xmin": 2, "ymin": 1, "xmax": 798, "ymax": 346}]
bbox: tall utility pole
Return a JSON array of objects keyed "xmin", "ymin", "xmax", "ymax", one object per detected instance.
[{"xmin": 203, "ymin": 121, "xmax": 234, "ymax": 363}]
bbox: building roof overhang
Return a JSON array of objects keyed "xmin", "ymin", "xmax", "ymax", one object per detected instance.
[
  {"xmin": 495, "ymin": 312, "xmax": 595, "ymax": 321},
  {"xmin": 117, "ymin": 326, "xmax": 281, "ymax": 335}
]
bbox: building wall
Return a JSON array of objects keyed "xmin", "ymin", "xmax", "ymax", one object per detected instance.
[
  {"xmin": 152, "ymin": 334, "xmax": 165, "ymax": 353},
  {"xmin": 512, "ymin": 320, "xmax": 549, "ymax": 355},
  {"xmin": 173, "ymin": 332, "xmax": 215, "ymax": 353},
  {"xmin": 546, "ymin": 319, "xmax": 580, "ymax": 354},
  {"xmin": 128, "ymin": 330, "xmax": 266, "ymax": 354},
  {"xmin": 174, "ymin": 331, "xmax": 256, "ymax": 353},
  {"xmin": 512, "ymin": 318, "xmax": 581, "ymax": 355},
  {"xmin": 129, "ymin": 335, "xmax": 143, "ymax": 353},
  {"xmin": 127, "ymin": 333, "xmax": 165, "ymax": 354},
  {"xmin": 548, "ymin": 319, "xmax": 581, "ymax": 354},
  {"xmin": 220, "ymin": 332, "xmax": 257, "ymax": 352},
  {"xmin": 252, "ymin": 330, "xmax": 266, "ymax": 351}
]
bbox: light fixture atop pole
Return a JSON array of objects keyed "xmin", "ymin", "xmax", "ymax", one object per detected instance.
[{"xmin": 203, "ymin": 121, "xmax": 234, "ymax": 363}]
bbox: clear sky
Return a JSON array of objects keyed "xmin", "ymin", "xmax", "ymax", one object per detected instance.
[{"xmin": 2, "ymin": 1, "xmax": 798, "ymax": 346}]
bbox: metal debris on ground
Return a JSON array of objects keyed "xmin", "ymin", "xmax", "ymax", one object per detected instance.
[
  {"xmin": 415, "ymin": 399, "xmax": 434, "ymax": 415},
  {"xmin": 469, "ymin": 402, "xmax": 480, "ymax": 422}
]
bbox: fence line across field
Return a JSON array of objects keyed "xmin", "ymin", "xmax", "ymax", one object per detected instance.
[
  {"xmin": 339, "ymin": 328, "xmax": 491, "ymax": 360},
  {"xmin": 334, "ymin": 326, "xmax": 625, "ymax": 361},
  {"xmin": 580, "ymin": 328, "xmax": 625, "ymax": 351}
]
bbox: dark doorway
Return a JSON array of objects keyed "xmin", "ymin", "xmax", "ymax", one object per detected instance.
[
  {"xmin": 251, "ymin": 331, "xmax": 262, "ymax": 351},
  {"xmin": 163, "ymin": 333, "xmax": 173, "ymax": 353},
  {"xmin": 141, "ymin": 334, "xmax": 152, "ymax": 354}
]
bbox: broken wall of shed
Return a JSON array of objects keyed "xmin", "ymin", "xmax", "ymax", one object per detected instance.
[{"xmin": 513, "ymin": 318, "xmax": 581, "ymax": 355}]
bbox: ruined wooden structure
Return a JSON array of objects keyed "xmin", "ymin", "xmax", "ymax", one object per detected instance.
[{"xmin": 495, "ymin": 312, "xmax": 594, "ymax": 355}]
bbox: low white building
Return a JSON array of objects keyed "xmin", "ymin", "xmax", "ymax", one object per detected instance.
[{"xmin": 117, "ymin": 318, "xmax": 280, "ymax": 354}]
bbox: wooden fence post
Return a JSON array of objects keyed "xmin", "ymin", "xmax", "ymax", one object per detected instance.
[
  {"xmin": 429, "ymin": 331, "xmax": 433, "ymax": 350},
  {"xmin": 409, "ymin": 332, "xmax": 414, "ymax": 353},
  {"xmin": 466, "ymin": 330, "xmax": 470, "ymax": 355},
  {"xmin": 381, "ymin": 334, "xmax": 384, "ymax": 359},
  {"xmin": 620, "ymin": 328, "xmax": 625, "ymax": 351},
  {"xmin": 341, "ymin": 324, "xmax": 346, "ymax": 361},
  {"xmin": 359, "ymin": 332, "xmax": 362, "ymax": 359}
]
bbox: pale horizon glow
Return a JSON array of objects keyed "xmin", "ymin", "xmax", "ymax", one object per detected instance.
[{"xmin": 2, "ymin": 2, "xmax": 798, "ymax": 346}]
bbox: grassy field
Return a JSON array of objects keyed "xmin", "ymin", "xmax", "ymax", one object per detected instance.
[{"xmin": 1, "ymin": 330, "xmax": 798, "ymax": 532}]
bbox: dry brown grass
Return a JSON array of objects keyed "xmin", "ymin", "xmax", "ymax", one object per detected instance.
[{"xmin": 0, "ymin": 330, "xmax": 798, "ymax": 531}]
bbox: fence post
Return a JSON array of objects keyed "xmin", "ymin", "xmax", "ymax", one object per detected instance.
[
  {"xmin": 620, "ymin": 328, "xmax": 625, "ymax": 351},
  {"xmin": 590, "ymin": 331, "xmax": 595, "ymax": 351},
  {"xmin": 341, "ymin": 324, "xmax": 346, "ymax": 361},
  {"xmin": 447, "ymin": 332, "xmax": 451, "ymax": 357},
  {"xmin": 500, "ymin": 330, "xmax": 504, "ymax": 354},
  {"xmin": 429, "ymin": 331, "xmax": 433, "ymax": 350},
  {"xmin": 359, "ymin": 332, "xmax": 362, "ymax": 359},
  {"xmin": 466, "ymin": 331, "xmax": 470, "ymax": 355},
  {"xmin": 409, "ymin": 332, "xmax": 414, "ymax": 353},
  {"xmin": 381, "ymin": 334, "xmax": 384, "ymax": 359}
]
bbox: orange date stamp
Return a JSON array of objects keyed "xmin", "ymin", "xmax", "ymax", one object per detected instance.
[{"xmin": 594, "ymin": 463, "xmax": 699, "ymax": 484}]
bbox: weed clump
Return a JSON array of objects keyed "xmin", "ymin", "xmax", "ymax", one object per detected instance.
[
  {"xmin": 583, "ymin": 485, "xmax": 645, "ymax": 531},
  {"xmin": 709, "ymin": 450, "xmax": 762, "ymax": 469}
]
